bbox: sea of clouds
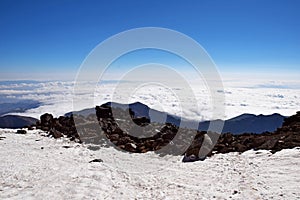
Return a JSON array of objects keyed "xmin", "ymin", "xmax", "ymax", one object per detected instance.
[{"xmin": 0, "ymin": 77, "xmax": 299, "ymax": 121}]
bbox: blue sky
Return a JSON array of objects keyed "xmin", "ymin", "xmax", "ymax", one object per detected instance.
[{"xmin": 0, "ymin": 0, "xmax": 299, "ymax": 80}]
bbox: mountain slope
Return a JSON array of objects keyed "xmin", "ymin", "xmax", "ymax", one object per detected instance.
[
  {"xmin": 199, "ymin": 113, "xmax": 285, "ymax": 134},
  {"xmin": 0, "ymin": 99, "xmax": 41, "ymax": 116},
  {"xmin": 0, "ymin": 115, "xmax": 38, "ymax": 128}
]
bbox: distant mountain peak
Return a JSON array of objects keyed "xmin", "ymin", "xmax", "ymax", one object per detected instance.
[
  {"xmin": 63, "ymin": 101, "xmax": 287, "ymax": 135},
  {"xmin": 0, "ymin": 115, "xmax": 38, "ymax": 128}
]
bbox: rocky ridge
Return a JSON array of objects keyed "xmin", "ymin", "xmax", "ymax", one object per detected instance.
[{"xmin": 26, "ymin": 103, "xmax": 300, "ymax": 161}]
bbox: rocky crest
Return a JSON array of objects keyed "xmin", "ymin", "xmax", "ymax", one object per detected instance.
[
  {"xmin": 36, "ymin": 113, "xmax": 80, "ymax": 142},
  {"xmin": 209, "ymin": 111, "xmax": 300, "ymax": 155},
  {"xmin": 29, "ymin": 104, "xmax": 300, "ymax": 162}
]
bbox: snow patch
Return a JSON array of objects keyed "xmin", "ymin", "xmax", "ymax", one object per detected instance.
[{"xmin": 0, "ymin": 129, "xmax": 299, "ymax": 199}]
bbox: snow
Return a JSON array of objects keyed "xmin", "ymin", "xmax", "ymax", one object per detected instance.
[{"xmin": 0, "ymin": 129, "xmax": 299, "ymax": 199}]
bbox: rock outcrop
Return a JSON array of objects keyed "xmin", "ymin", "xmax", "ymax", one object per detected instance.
[
  {"xmin": 35, "ymin": 113, "xmax": 80, "ymax": 141},
  {"xmin": 183, "ymin": 111, "xmax": 300, "ymax": 161},
  {"xmin": 95, "ymin": 104, "xmax": 186, "ymax": 155},
  {"xmin": 31, "ymin": 103, "xmax": 300, "ymax": 162}
]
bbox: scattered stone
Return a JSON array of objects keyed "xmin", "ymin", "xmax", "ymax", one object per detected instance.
[
  {"xmin": 89, "ymin": 159, "xmax": 103, "ymax": 163},
  {"xmin": 87, "ymin": 145, "xmax": 101, "ymax": 151},
  {"xmin": 27, "ymin": 126, "xmax": 35, "ymax": 130},
  {"xmin": 182, "ymin": 154, "xmax": 206, "ymax": 162},
  {"xmin": 16, "ymin": 129, "xmax": 27, "ymax": 134}
]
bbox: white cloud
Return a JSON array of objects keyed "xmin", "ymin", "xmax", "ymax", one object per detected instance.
[{"xmin": 0, "ymin": 78, "xmax": 300, "ymax": 121}]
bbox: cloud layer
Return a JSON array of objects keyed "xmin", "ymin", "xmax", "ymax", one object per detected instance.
[{"xmin": 0, "ymin": 78, "xmax": 299, "ymax": 121}]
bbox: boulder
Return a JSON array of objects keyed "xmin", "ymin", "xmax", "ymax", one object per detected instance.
[{"xmin": 40, "ymin": 113, "xmax": 53, "ymax": 126}]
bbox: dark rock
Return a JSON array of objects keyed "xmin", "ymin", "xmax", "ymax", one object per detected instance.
[
  {"xmin": 161, "ymin": 132, "xmax": 175, "ymax": 141},
  {"xmin": 40, "ymin": 113, "xmax": 53, "ymax": 126},
  {"xmin": 258, "ymin": 138, "xmax": 278, "ymax": 150},
  {"xmin": 234, "ymin": 143, "xmax": 248, "ymax": 152},
  {"xmin": 182, "ymin": 154, "xmax": 206, "ymax": 162},
  {"xmin": 89, "ymin": 159, "xmax": 103, "ymax": 163},
  {"xmin": 132, "ymin": 117, "xmax": 150, "ymax": 126},
  {"xmin": 16, "ymin": 129, "xmax": 27, "ymax": 134},
  {"xmin": 117, "ymin": 136, "xmax": 133, "ymax": 146},
  {"xmin": 109, "ymin": 134, "xmax": 119, "ymax": 141},
  {"xmin": 184, "ymin": 132, "xmax": 205, "ymax": 157},
  {"xmin": 124, "ymin": 143, "xmax": 137, "ymax": 152},
  {"xmin": 41, "ymin": 126, "xmax": 50, "ymax": 131},
  {"xmin": 49, "ymin": 129, "xmax": 63, "ymax": 139},
  {"xmin": 144, "ymin": 140, "xmax": 155, "ymax": 148},
  {"xmin": 95, "ymin": 106, "xmax": 111, "ymax": 119},
  {"xmin": 87, "ymin": 145, "xmax": 101, "ymax": 151}
]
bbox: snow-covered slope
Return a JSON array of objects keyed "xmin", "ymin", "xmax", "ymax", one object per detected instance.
[{"xmin": 0, "ymin": 129, "xmax": 299, "ymax": 199}]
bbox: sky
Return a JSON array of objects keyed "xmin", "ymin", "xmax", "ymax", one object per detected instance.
[{"xmin": 0, "ymin": 0, "xmax": 299, "ymax": 80}]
